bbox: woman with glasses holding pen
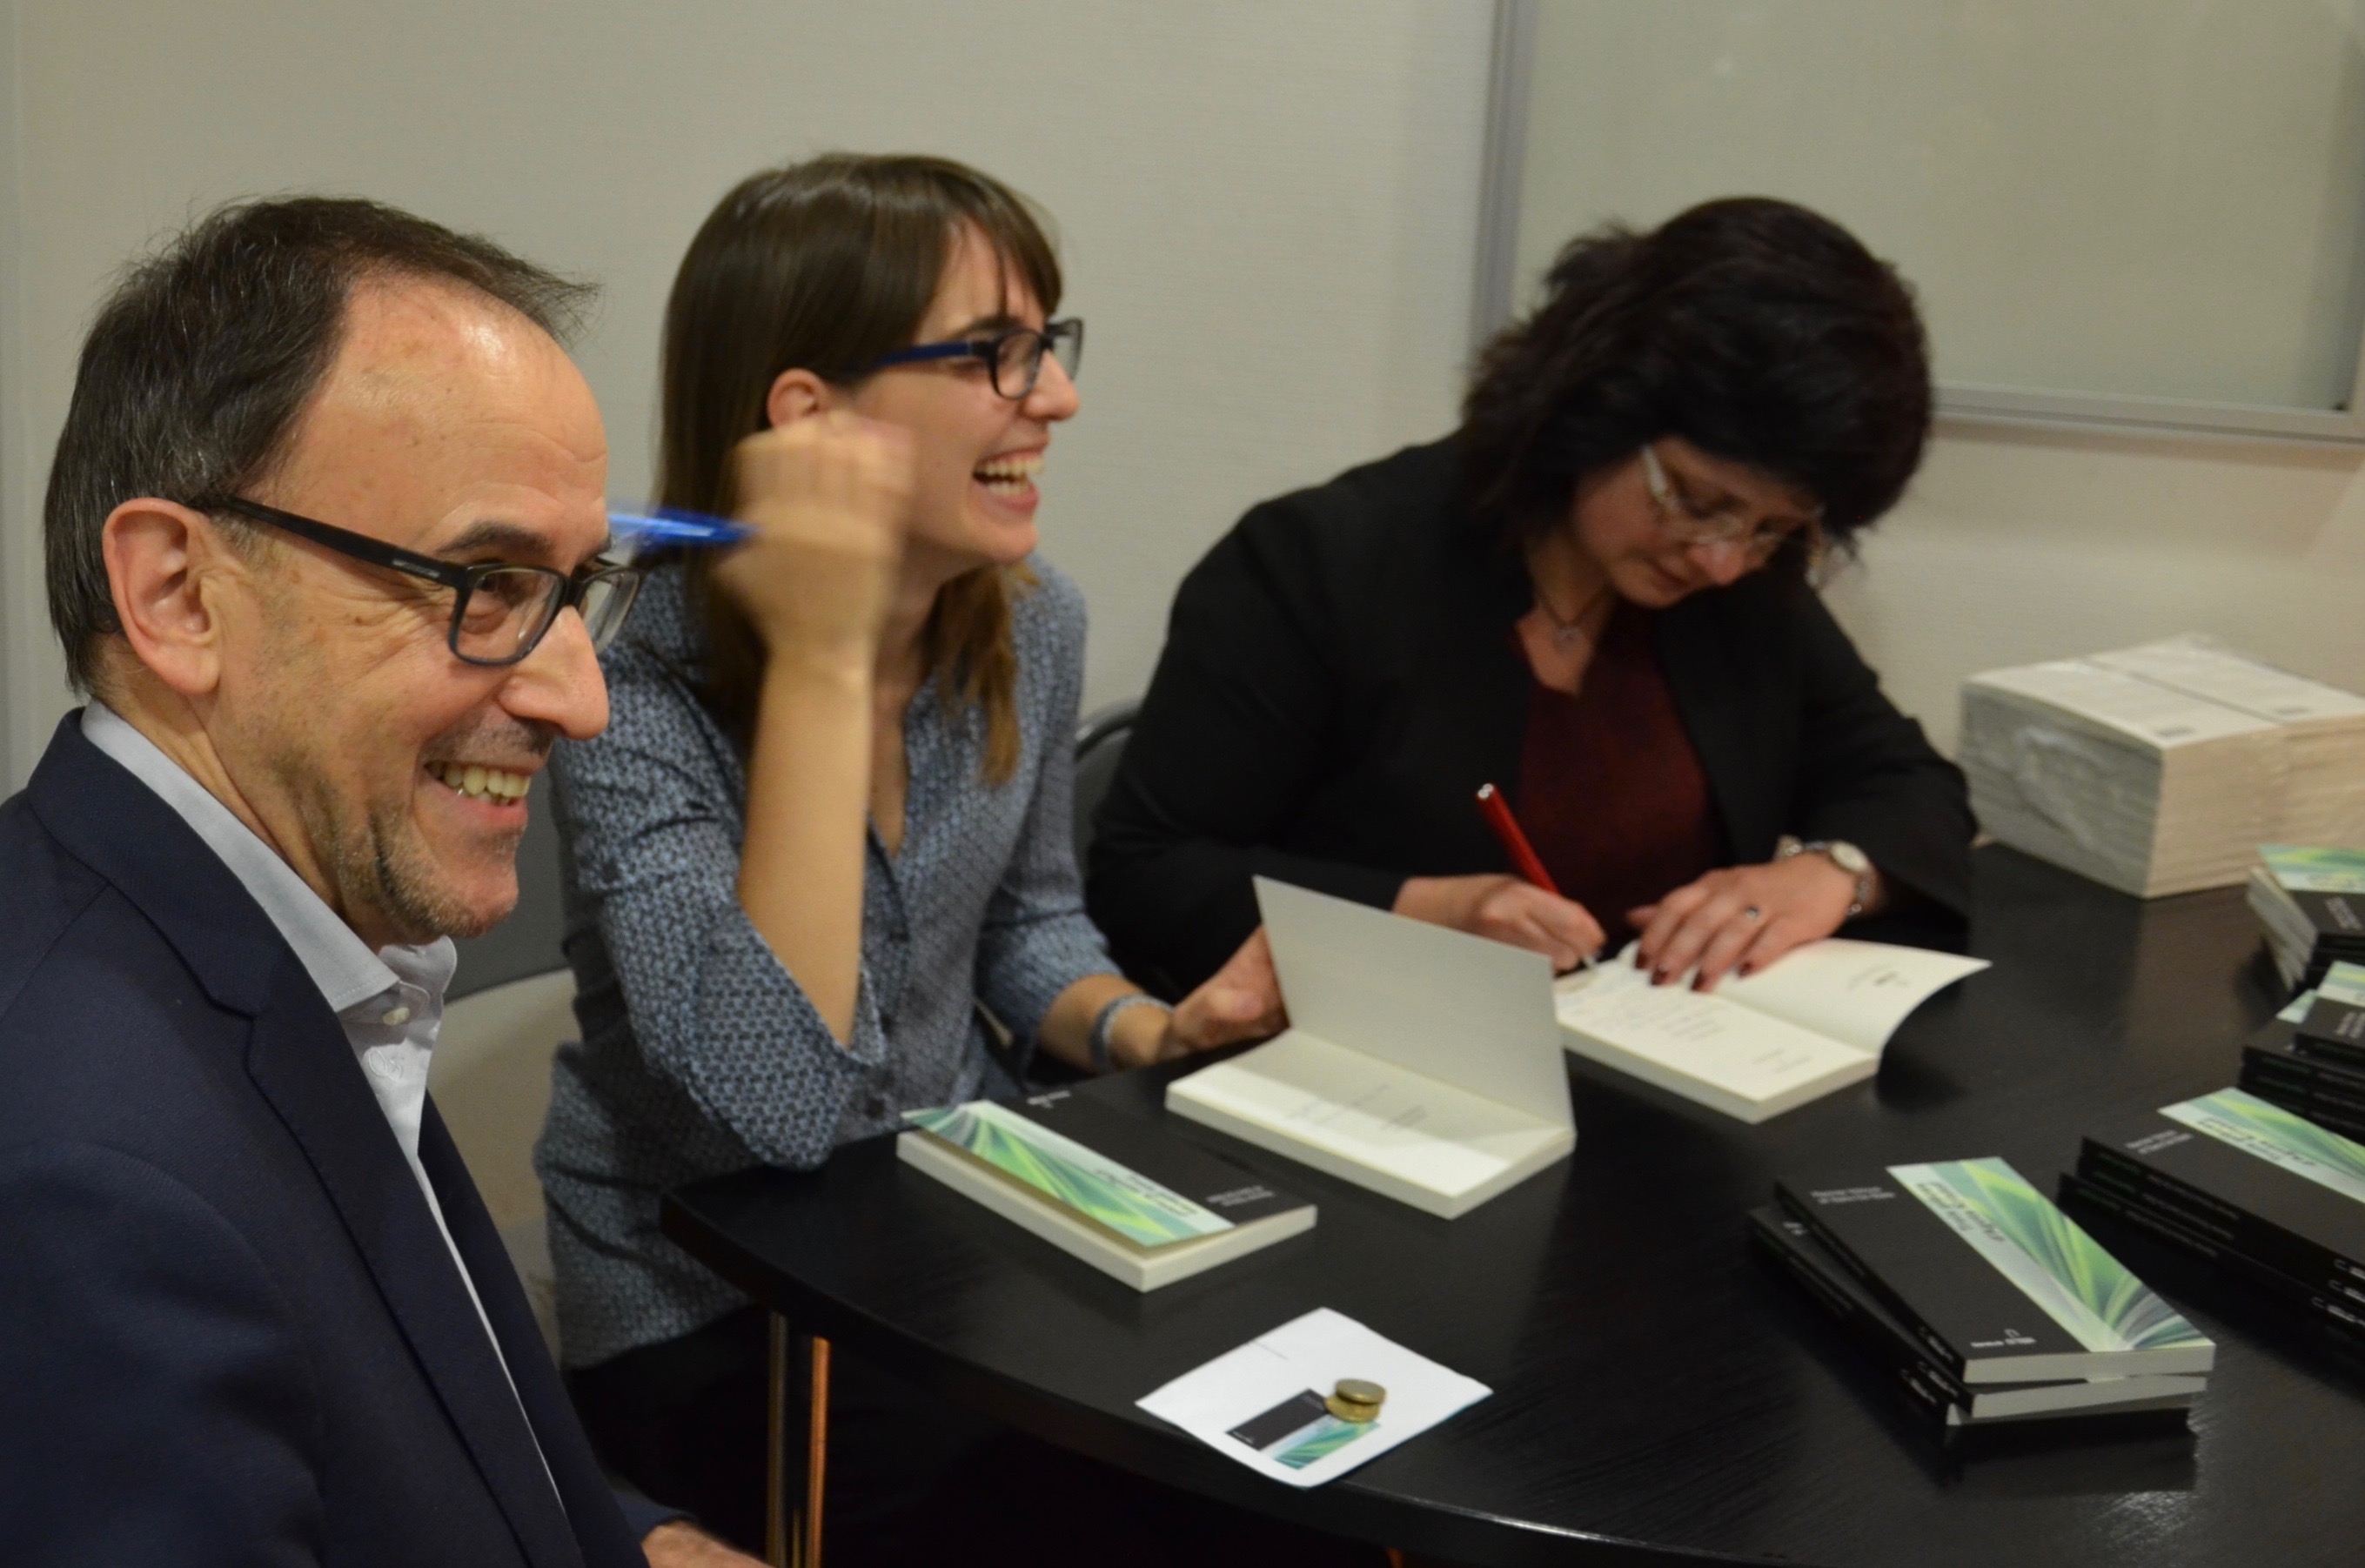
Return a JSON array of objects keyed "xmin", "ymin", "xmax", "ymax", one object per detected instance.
[
  {"xmin": 534, "ymin": 155, "xmax": 1341, "ymax": 1566},
  {"xmin": 1088, "ymin": 198, "xmax": 1974, "ymax": 1002}
]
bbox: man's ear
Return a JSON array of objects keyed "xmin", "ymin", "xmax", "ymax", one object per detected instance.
[
  {"xmin": 764, "ymin": 368, "xmax": 837, "ymax": 430},
  {"xmin": 101, "ymin": 499, "xmax": 245, "ymax": 699}
]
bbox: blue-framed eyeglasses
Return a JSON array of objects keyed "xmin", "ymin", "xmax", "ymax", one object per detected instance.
[{"xmin": 865, "ymin": 318, "xmax": 1084, "ymax": 400}]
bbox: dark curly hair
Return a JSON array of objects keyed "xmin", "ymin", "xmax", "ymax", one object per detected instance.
[{"xmin": 1459, "ymin": 197, "xmax": 1930, "ymax": 570}]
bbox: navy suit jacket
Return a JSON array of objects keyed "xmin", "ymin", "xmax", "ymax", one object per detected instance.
[{"xmin": 0, "ymin": 716, "xmax": 668, "ymax": 1565}]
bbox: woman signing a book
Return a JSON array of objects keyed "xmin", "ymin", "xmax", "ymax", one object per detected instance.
[
  {"xmin": 535, "ymin": 155, "xmax": 1339, "ymax": 1566},
  {"xmin": 1088, "ymin": 198, "xmax": 1975, "ymax": 1001}
]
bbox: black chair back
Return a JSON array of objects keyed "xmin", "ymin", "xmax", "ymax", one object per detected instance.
[{"xmin": 1071, "ymin": 698, "xmax": 1140, "ymax": 868}]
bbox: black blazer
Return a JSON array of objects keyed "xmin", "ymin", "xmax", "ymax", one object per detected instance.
[
  {"xmin": 1088, "ymin": 439, "xmax": 1974, "ymax": 996},
  {"xmin": 0, "ymin": 716, "xmax": 667, "ymax": 1566}
]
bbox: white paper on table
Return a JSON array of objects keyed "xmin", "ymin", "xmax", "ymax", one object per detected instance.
[{"xmin": 1136, "ymin": 1308, "xmax": 1490, "ymax": 1489}]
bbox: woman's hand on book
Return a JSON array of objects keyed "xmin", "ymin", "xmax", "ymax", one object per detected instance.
[
  {"xmin": 1161, "ymin": 928, "xmax": 1289, "ymax": 1058},
  {"xmin": 1394, "ymin": 874, "xmax": 1606, "ymax": 973},
  {"xmin": 1629, "ymin": 855, "xmax": 1867, "ymax": 990},
  {"xmin": 719, "ymin": 412, "xmax": 915, "ymax": 664}
]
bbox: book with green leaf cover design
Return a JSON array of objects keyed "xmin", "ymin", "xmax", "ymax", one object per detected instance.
[
  {"xmin": 2079, "ymin": 1087, "xmax": 2365, "ymax": 1303},
  {"xmin": 898, "ymin": 1089, "xmax": 1315, "ymax": 1291},
  {"xmin": 1777, "ymin": 1156, "xmax": 2215, "ymax": 1383},
  {"xmin": 1749, "ymin": 1207, "xmax": 2204, "ymax": 1424}
]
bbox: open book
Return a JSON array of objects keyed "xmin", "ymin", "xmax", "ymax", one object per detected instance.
[
  {"xmin": 1165, "ymin": 879, "xmax": 1574, "ymax": 1218},
  {"xmin": 1554, "ymin": 939, "xmax": 1989, "ymax": 1122}
]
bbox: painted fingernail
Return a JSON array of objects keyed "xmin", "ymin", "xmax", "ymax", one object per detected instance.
[
  {"xmin": 1651, "ymin": 967, "xmax": 1670, "ymax": 984},
  {"xmin": 1737, "ymin": 962, "xmax": 1753, "ymax": 977}
]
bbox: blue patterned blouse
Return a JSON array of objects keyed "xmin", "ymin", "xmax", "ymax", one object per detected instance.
[{"xmin": 536, "ymin": 560, "xmax": 1120, "ymax": 1368}]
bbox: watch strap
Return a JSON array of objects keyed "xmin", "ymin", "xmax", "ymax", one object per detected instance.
[{"xmin": 1776, "ymin": 836, "xmax": 1873, "ymax": 918}]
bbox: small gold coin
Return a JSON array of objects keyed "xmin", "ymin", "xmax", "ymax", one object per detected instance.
[{"xmin": 1324, "ymin": 1378, "xmax": 1386, "ymax": 1423}]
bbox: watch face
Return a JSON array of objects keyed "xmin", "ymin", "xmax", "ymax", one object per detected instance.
[{"xmin": 1827, "ymin": 841, "xmax": 1871, "ymax": 875}]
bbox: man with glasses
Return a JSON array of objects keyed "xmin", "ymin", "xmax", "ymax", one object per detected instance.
[{"xmin": 0, "ymin": 197, "xmax": 802, "ymax": 1565}]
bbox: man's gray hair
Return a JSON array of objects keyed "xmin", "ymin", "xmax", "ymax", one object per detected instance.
[{"xmin": 44, "ymin": 196, "xmax": 598, "ymax": 693}]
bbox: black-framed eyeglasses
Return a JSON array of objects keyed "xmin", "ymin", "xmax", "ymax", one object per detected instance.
[
  {"xmin": 865, "ymin": 318, "xmax": 1084, "ymax": 400},
  {"xmin": 204, "ymin": 497, "xmax": 646, "ymax": 667}
]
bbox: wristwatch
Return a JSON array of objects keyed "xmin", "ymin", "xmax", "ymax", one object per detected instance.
[{"xmin": 1776, "ymin": 835, "xmax": 1874, "ymax": 918}]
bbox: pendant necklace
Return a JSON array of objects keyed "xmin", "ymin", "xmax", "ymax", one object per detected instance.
[{"xmin": 1534, "ymin": 578, "xmax": 1615, "ymax": 650}]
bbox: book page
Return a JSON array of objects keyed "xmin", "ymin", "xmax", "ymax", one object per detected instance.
[
  {"xmin": 1699, "ymin": 939, "xmax": 1990, "ymax": 1054},
  {"xmin": 1167, "ymin": 1031, "xmax": 1567, "ymax": 1199},
  {"xmin": 1255, "ymin": 878, "xmax": 1570, "ymax": 1129},
  {"xmin": 1554, "ymin": 962, "xmax": 1875, "ymax": 1106}
]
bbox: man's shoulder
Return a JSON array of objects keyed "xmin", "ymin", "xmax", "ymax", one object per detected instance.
[
  {"xmin": 0, "ymin": 792, "xmax": 113, "ymax": 1020},
  {"xmin": 0, "ymin": 796, "xmax": 253, "ymax": 1148}
]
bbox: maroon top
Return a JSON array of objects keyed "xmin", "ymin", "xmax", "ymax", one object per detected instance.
[{"xmin": 1516, "ymin": 604, "xmax": 1725, "ymax": 946}]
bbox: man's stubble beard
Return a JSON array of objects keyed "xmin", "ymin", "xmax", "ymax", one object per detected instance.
[{"xmin": 286, "ymin": 746, "xmax": 525, "ymax": 945}]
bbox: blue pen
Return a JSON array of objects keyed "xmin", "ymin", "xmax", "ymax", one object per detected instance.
[{"xmin": 607, "ymin": 508, "xmax": 754, "ymax": 546}]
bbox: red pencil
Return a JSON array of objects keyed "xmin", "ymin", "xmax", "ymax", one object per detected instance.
[
  {"xmin": 1476, "ymin": 782, "xmax": 1595, "ymax": 970},
  {"xmin": 1475, "ymin": 782, "xmax": 1558, "ymax": 894}
]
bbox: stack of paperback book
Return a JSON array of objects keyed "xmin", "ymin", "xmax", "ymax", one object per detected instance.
[
  {"xmin": 1757, "ymin": 1156, "xmax": 2213, "ymax": 1430},
  {"xmin": 2062, "ymin": 1088, "xmax": 2365, "ymax": 1340},
  {"xmin": 2239, "ymin": 963, "xmax": 2365, "ymax": 1140},
  {"xmin": 1958, "ymin": 638, "xmax": 2365, "ymax": 898},
  {"xmin": 2247, "ymin": 846, "xmax": 2365, "ymax": 991}
]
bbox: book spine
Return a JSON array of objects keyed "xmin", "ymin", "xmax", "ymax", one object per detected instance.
[
  {"xmin": 1751, "ymin": 1228, "xmax": 1963, "ymax": 1422},
  {"xmin": 2242, "ymin": 1048, "xmax": 2365, "ymax": 1103},
  {"xmin": 2078, "ymin": 1140, "xmax": 2365, "ymax": 1309},
  {"xmin": 2239, "ymin": 1063, "xmax": 2365, "ymax": 1131},
  {"xmin": 2295, "ymin": 1037, "xmax": 2365, "ymax": 1075},
  {"xmin": 1774, "ymin": 1189, "xmax": 1971, "ymax": 1380},
  {"xmin": 2241, "ymin": 1088, "xmax": 2365, "ymax": 1149},
  {"xmin": 2061, "ymin": 1173, "xmax": 2365, "ymax": 1339}
]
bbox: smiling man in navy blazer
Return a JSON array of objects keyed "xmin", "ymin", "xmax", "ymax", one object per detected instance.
[{"xmin": 0, "ymin": 199, "xmax": 760, "ymax": 1566}]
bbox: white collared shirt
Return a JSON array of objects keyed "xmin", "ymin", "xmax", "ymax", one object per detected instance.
[{"xmin": 82, "ymin": 703, "xmax": 557, "ymax": 1498}]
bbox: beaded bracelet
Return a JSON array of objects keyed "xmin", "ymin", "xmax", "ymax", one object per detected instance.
[{"xmin": 1089, "ymin": 993, "xmax": 1173, "ymax": 1074}]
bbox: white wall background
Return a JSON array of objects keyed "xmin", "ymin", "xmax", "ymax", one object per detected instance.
[
  {"xmin": 0, "ymin": 0, "xmax": 1491, "ymax": 788},
  {"xmin": 3, "ymin": 1, "xmax": 2363, "ymax": 787},
  {"xmin": 1518, "ymin": 0, "xmax": 2365, "ymax": 411}
]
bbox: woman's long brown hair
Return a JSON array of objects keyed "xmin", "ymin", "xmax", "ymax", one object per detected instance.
[{"xmin": 656, "ymin": 152, "xmax": 1062, "ymax": 781}]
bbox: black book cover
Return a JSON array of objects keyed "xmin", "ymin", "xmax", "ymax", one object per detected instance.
[
  {"xmin": 2078, "ymin": 1093, "xmax": 2365, "ymax": 1298},
  {"xmin": 1748, "ymin": 1206, "xmax": 1965, "ymax": 1420},
  {"xmin": 2285, "ymin": 888, "xmax": 2365, "ymax": 944},
  {"xmin": 2244, "ymin": 1035, "xmax": 2365, "ymax": 1097},
  {"xmin": 2295, "ymin": 995, "xmax": 2365, "ymax": 1070},
  {"xmin": 2060, "ymin": 1170, "xmax": 2365, "ymax": 1339},
  {"xmin": 2250, "ymin": 1014, "xmax": 2300, "ymax": 1055},
  {"xmin": 1774, "ymin": 1160, "xmax": 2208, "ymax": 1382},
  {"xmin": 2239, "ymin": 1052, "xmax": 2365, "ymax": 1129}
]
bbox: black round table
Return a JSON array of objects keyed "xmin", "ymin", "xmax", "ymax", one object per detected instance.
[{"xmin": 665, "ymin": 847, "xmax": 2365, "ymax": 1566}]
